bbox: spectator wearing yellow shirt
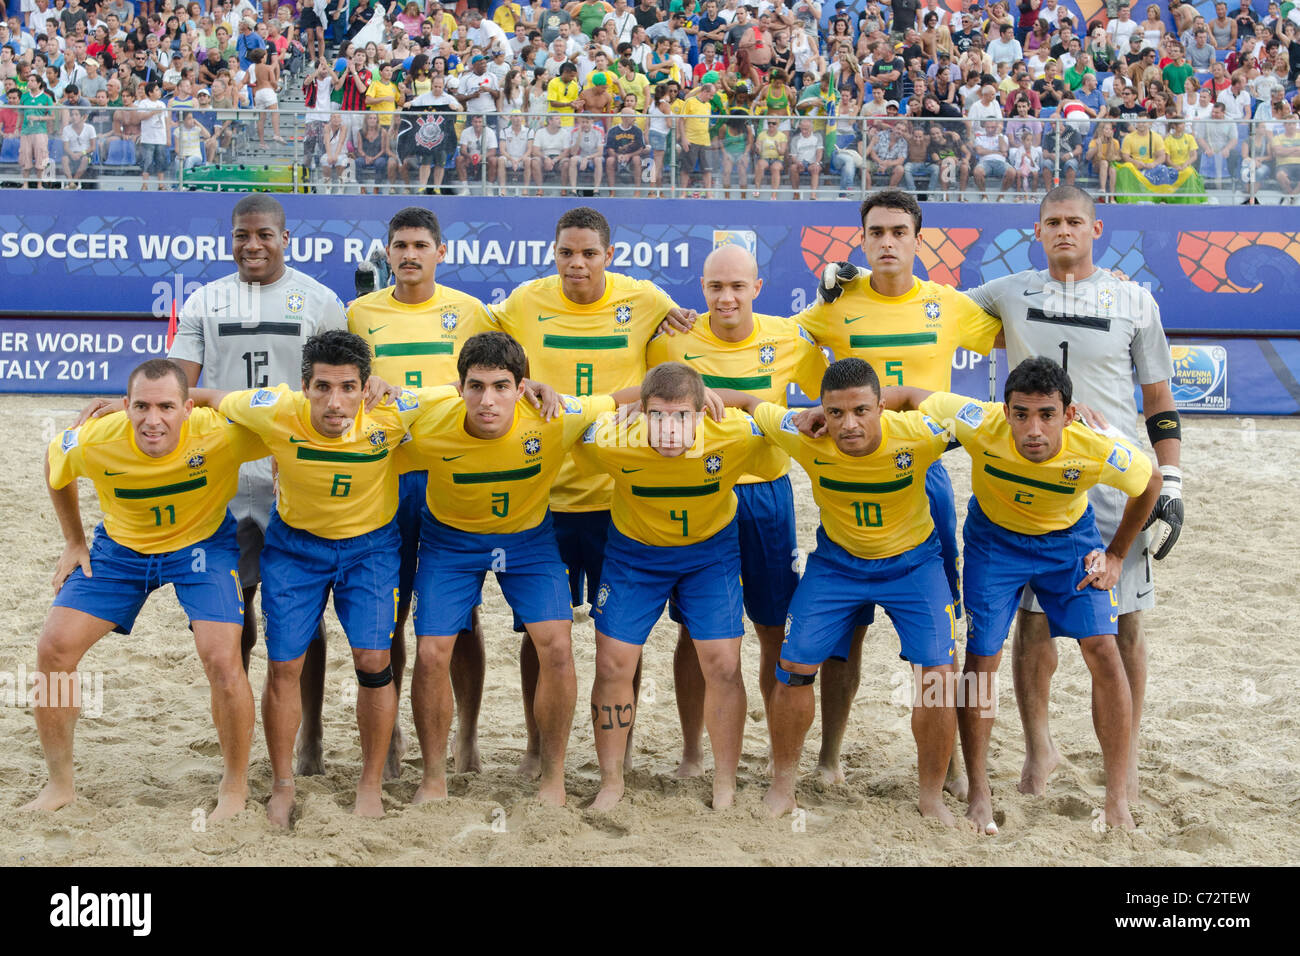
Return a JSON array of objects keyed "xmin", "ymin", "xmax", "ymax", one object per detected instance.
[
  {"xmin": 365, "ymin": 60, "xmax": 402, "ymax": 128},
  {"xmin": 674, "ymin": 77, "xmax": 716, "ymax": 196},
  {"xmin": 753, "ymin": 116, "xmax": 787, "ymax": 199},
  {"xmin": 546, "ymin": 60, "xmax": 581, "ymax": 125},
  {"xmin": 494, "ymin": 1, "xmax": 524, "ymax": 34},
  {"xmin": 1162, "ymin": 119, "xmax": 1198, "ymax": 171},
  {"xmin": 1120, "ymin": 125, "xmax": 1165, "ymax": 169},
  {"xmin": 425, "ymin": 3, "xmax": 458, "ymax": 40},
  {"xmin": 1273, "ymin": 116, "xmax": 1300, "ymax": 203},
  {"xmin": 1086, "ymin": 120, "xmax": 1123, "ymax": 198}
]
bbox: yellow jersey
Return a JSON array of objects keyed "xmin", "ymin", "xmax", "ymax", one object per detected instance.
[
  {"xmin": 572, "ymin": 409, "xmax": 765, "ymax": 547},
  {"xmin": 218, "ymin": 384, "xmax": 454, "ymax": 539},
  {"xmin": 47, "ymin": 408, "xmax": 269, "ymax": 554},
  {"xmin": 347, "ymin": 284, "xmax": 492, "ymax": 389},
  {"xmin": 646, "ymin": 312, "xmax": 829, "ymax": 483},
  {"xmin": 487, "ymin": 271, "xmax": 677, "ymax": 511},
  {"xmin": 546, "ymin": 77, "xmax": 580, "ymax": 124},
  {"xmin": 400, "ymin": 393, "xmax": 616, "ymax": 534},
  {"xmin": 752, "ymin": 401, "xmax": 949, "ymax": 559},
  {"xmin": 919, "ymin": 391, "xmax": 1153, "ymax": 535},
  {"xmin": 794, "ymin": 276, "xmax": 1001, "ymax": 390}
]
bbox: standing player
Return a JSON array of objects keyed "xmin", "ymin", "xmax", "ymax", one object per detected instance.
[
  {"xmin": 25, "ymin": 359, "xmax": 268, "ymax": 819},
  {"xmin": 400, "ymin": 332, "xmax": 641, "ymax": 806},
  {"xmin": 885, "ymin": 357, "xmax": 1162, "ymax": 830},
  {"xmin": 719, "ymin": 358, "xmax": 960, "ymax": 822},
  {"xmin": 485, "ymin": 206, "xmax": 694, "ymax": 775},
  {"xmin": 646, "ymin": 244, "xmax": 829, "ymax": 777},
  {"xmin": 197, "ymin": 331, "xmax": 447, "ymax": 825},
  {"xmin": 961, "ymin": 186, "xmax": 1183, "ymax": 801},
  {"xmin": 167, "ymin": 194, "xmax": 348, "ymax": 778},
  {"xmin": 798, "ymin": 190, "xmax": 1001, "ymax": 789},
  {"xmin": 573, "ymin": 363, "xmax": 770, "ymax": 811},
  {"xmin": 348, "ymin": 206, "xmax": 494, "ymax": 778}
]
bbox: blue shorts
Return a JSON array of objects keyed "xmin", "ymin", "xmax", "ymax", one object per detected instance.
[
  {"xmin": 593, "ymin": 519, "xmax": 744, "ymax": 646},
  {"xmin": 554, "ymin": 509, "xmax": 611, "ymax": 607},
  {"xmin": 413, "ymin": 509, "xmax": 572, "ymax": 638},
  {"xmin": 962, "ymin": 498, "xmax": 1118, "ymax": 658},
  {"xmin": 53, "ymin": 513, "xmax": 244, "ymax": 634},
  {"xmin": 395, "ymin": 469, "xmax": 427, "ymax": 603},
  {"xmin": 827, "ymin": 460, "xmax": 957, "ymax": 659},
  {"xmin": 669, "ymin": 474, "xmax": 799, "ymax": 629},
  {"xmin": 260, "ymin": 512, "xmax": 400, "ymax": 662},
  {"xmin": 784, "ymin": 526, "xmax": 958, "ymax": 669}
]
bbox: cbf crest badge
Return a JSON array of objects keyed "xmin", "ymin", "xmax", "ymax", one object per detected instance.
[
  {"xmin": 923, "ymin": 298, "xmax": 942, "ymax": 324},
  {"xmin": 894, "ymin": 451, "xmax": 913, "ymax": 470},
  {"xmin": 614, "ymin": 303, "xmax": 632, "ymax": 325},
  {"xmin": 441, "ymin": 311, "xmax": 458, "ymax": 331},
  {"xmin": 285, "ymin": 290, "xmax": 305, "ymax": 314},
  {"xmin": 369, "ymin": 429, "xmax": 387, "ymax": 447},
  {"xmin": 759, "ymin": 344, "xmax": 776, "ymax": 366},
  {"xmin": 705, "ymin": 454, "xmax": 723, "ymax": 475},
  {"xmin": 523, "ymin": 433, "xmax": 542, "ymax": 457},
  {"xmin": 188, "ymin": 453, "xmax": 206, "ymax": 469}
]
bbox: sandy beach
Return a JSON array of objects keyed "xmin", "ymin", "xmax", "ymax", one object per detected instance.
[{"xmin": 1, "ymin": 395, "xmax": 1295, "ymax": 866}]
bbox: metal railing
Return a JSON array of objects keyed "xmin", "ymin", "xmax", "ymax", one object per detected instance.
[{"xmin": 0, "ymin": 102, "xmax": 1293, "ymax": 203}]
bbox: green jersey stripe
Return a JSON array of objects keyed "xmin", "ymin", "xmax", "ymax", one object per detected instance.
[
  {"xmin": 817, "ymin": 475, "xmax": 914, "ymax": 494},
  {"xmin": 113, "ymin": 476, "xmax": 208, "ymax": 499},
  {"xmin": 542, "ymin": 334, "xmax": 629, "ymax": 350},
  {"xmin": 630, "ymin": 482, "xmax": 720, "ymax": 498},
  {"xmin": 983, "ymin": 463, "xmax": 1076, "ymax": 494},
  {"xmin": 374, "ymin": 341, "xmax": 454, "ymax": 357},
  {"xmin": 701, "ymin": 374, "xmax": 774, "ymax": 390},
  {"xmin": 848, "ymin": 332, "xmax": 939, "ymax": 349},
  {"xmin": 295, "ymin": 447, "xmax": 390, "ymax": 464},
  {"xmin": 452, "ymin": 464, "xmax": 543, "ymax": 484}
]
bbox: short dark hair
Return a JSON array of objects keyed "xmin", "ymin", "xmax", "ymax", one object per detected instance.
[
  {"xmin": 820, "ymin": 357, "xmax": 880, "ymax": 400},
  {"xmin": 387, "ymin": 205, "xmax": 442, "ymax": 245},
  {"xmin": 555, "ymin": 205, "xmax": 611, "ymax": 247},
  {"xmin": 127, "ymin": 358, "xmax": 189, "ymax": 399},
  {"xmin": 457, "ymin": 331, "xmax": 528, "ymax": 385},
  {"xmin": 641, "ymin": 362, "xmax": 705, "ymax": 410},
  {"xmin": 860, "ymin": 188, "xmax": 923, "ymax": 235},
  {"xmin": 300, "ymin": 330, "xmax": 372, "ymax": 387},
  {"xmin": 231, "ymin": 194, "xmax": 286, "ymax": 230},
  {"xmin": 1004, "ymin": 355, "xmax": 1072, "ymax": 407},
  {"xmin": 1039, "ymin": 183, "xmax": 1096, "ymax": 221}
]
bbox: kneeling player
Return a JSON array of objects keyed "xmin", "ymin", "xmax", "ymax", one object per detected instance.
[
  {"xmin": 25, "ymin": 359, "xmax": 268, "ymax": 820},
  {"xmin": 202, "ymin": 331, "xmax": 446, "ymax": 825},
  {"xmin": 888, "ymin": 357, "xmax": 1161, "ymax": 832},
  {"xmin": 721, "ymin": 358, "xmax": 961, "ymax": 822},
  {"xmin": 574, "ymin": 363, "xmax": 769, "ymax": 811},
  {"xmin": 400, "ymin": 332, "xmax": 636, "ymax": 806}
]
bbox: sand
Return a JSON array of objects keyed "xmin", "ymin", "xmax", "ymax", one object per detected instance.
[{"xmin": 0, "ymin": 395, "xmax": 1295, "ymax": 866}]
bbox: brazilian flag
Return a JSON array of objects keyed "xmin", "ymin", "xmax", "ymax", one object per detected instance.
[{"xmin": 1113, "ymin": 163, "xmax": 1206, "ymax": 204}]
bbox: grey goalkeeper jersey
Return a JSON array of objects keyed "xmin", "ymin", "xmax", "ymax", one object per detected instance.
[
  {"xmin": 965, "ymin": 268, "xmax": 1174, "ymax": 445},
  {"xmin": 168, "ymin": 267, "xmax": 348, "ymax": 391}
]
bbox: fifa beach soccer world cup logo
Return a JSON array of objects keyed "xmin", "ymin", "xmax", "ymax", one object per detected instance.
[{"xmin": 1170, "ymin": 346, "xmax": 1229, "ymax": 411}]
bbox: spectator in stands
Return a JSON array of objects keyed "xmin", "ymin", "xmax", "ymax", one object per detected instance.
[
  {"xmin": 786, "ymin": 114, "xmax": 822, "ymax": 198},
  {"xmin": 864, "ymin": 113, "xmax": 907, "ymax": 187},
  {"xmin": 971, "ymin": 118, "xmax": 1011, "ymax": 198},
  {"xmin": 565, "ymin": 111, "xmax": 604, "ymax": 192},
  {"xmin": 605, "ymin": 104, "xmax": 649, "ymax": 195},
  {"xmin": 830, "ymin": 94, "xmax": 865, "ymax": 197},
  {"xmin": 532, "ymin": 111, "xmax": 569, "ymax": 192},
  {"xmin": 547, "ymin": 60, "xmax": 580, "ymax": 122},
  {"xmin": 1041, "ymin": 113, "xmax": 1083, "ymax": 182},
  {"xmin": 901, "ymin": 119, "xmax": 936, "ymax": 194},
  {"xmin": 20, "ymin": 72, "xmax": 54, "ymax": 187},
  {"xmin": 497, "ymin": 108, "xmax": 537, "ymax": 193},
  {"xmin": 454, "ymin": 110, "xmax": 498, "ymax": 188},
  {"xmin": 1271, "ymin": 114, "xmax": 1300, "ymax": 202},
  {"xmin": 753, "ymin": 115, "xmax": 786, "ymax": 198},
  {"xmin": 351, "ymin": 111, "xmax": 388, "ymax": 193},
  {"xmin": 175, "ymin": 107, "xmax": 208, "ymax": 171},
  {"xmin": 1086, "ymin": 117, "xmax": 1123, "ymax": 198},
  {"xmin": 1008, "ymin": 126, "xmax": 1044, "ymax": 195}
]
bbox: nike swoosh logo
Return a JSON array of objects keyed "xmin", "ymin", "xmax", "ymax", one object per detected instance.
[
  {"xmin": 843, "ymin": 315, "xmax": 866, "ymax": 325},
  {"xmin": 104, "ymin": 470, "xmax": 127, "ymax": 476},
  {"xmin": 1023, "ymin": 290, "xmax": 1043, "ymax": 297},
  {"xmin": 442, "ymin": 455, "xmax": 463, "ymax": 461},
  {"xmin": 1135, "ymin": 588, "xmax": 1153, "ymax": 600},
  {"xmin": 368, "ymin": 325, "xmax": 387, "ymax": 335},
  {"xmin": 1109, "ymin": 614, "xmax": 1119, "ymax": 623},
  {"xmin": 289, "ymin": 437, "xmax": 309, "ymax": 444},
  {"xmin": 537, "ymin": 314, "xmax": 559, "ymax": 322},
  {"xmin": 682, "ymin": 354, "xmax": 703, "ymax": 361},
  {"xmin": 813, "ymin": 458, "xmax": 836, "ymax": 466},
  {"xmin": 620, "ymin": 467, "xmax": 642, "ymax": 473}
]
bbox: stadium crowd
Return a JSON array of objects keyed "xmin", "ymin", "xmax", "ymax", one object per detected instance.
[{"xmin": 1, "ymin": 0, "xmax": 1298, "ymax": 200}]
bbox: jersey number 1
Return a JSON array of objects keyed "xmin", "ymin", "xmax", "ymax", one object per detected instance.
[{"xmin": 576, "ymin": 362, "xmax": 593, "ymax": 397}]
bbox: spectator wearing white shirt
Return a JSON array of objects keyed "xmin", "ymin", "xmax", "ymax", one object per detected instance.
[
  {"xmin": 965, "ymin": 84, "xmax": 1004, "ymax": 123},
  {"xmin": 1107, "ymin": 4, "xmax": 1140, "ymax": 49},
  {"xmin": 29, "ymin": 0, "xmax": 59, "ymax": 36},
  {"xmin": 60, "ymin": 106, "xmax": 95, "ymax": 186},
  {"xmin": 455, "ymin": 111, "xmax": 499, "ymax": 186},
  {"xmin": 987, "ymin": 24, "xmax": 1023, "ymax": 66},
  {"xmin": 497, "ymin": 110, "xmax": 536, "ymax": 193}
]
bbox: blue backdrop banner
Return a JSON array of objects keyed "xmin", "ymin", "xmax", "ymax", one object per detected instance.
[{"xmin": 1, "ymin": 195, "xmax": 1297, "ymax": 412}]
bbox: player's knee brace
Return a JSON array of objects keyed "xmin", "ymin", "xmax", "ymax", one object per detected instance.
[
  {"xmin": 355, "ymin": 665, "xmax": 394, "ymax": 689},
  {"xmin": 775, "ymin": 663, "xmax": 817, "ymax": 687}
]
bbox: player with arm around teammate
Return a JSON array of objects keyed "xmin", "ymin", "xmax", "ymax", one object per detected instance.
[
  {"xmin": 573, "ymin": 362, "xmax": 770, "ymax": 811},
  {"xmin": 196, "ymin": 330, "xmax": 452, "ymax": 826},
  {"xmin": 721, "ymin": 357, "xmax": 962, "ymax": 823},
  {"xmin": 645, "ymin": 243, "xmax": 829, "ymax": 779},
  {"xmin": 961, "ymin": 185, "xmax": 1183, "ymax": 801},
  {"xmin": 887, "ymin": 356, "xmax": 1162, "ymax": 831},
  {"xmin": 24, "ymin": 359, "xmax": 269, "ymax": 820}
]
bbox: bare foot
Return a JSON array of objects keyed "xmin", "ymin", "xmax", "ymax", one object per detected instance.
[
  {"xmin": 711, "ymin": 781, "xmax": 736, "ymax": 810},
  {"xmin": 965, "ymin": 785, "xmax": 998, "ymax": 835},
  {"xmin": 762, "ymin": 785, "xmax": 796, "ymax": 818},
  {"xmin": 210, "ymin": 787, "xmax": 247, "ymax": 823},
  {"xmin": 454, "ymin": 726, "xmax": 482, "ymax": 774},
  {"xmin": 1017, "ymin": 743, "xmax": 1060, "ymax": 795},
  {"xmin": 1104, "ymin": 797, "xmax": 1136, "ymax": 831},
  {"xmin": 919, "ymin": 793, "xmax": 956, "ymax": 826},
  {"xmin": 814, "ymin": 761, "xmax": 845, "ymax": 786},
  {"xmin": 354, "ymin": 785, "xmax": 384, "ymax": 818},
  {"xmin": 411, "ymin": 777, "xmax": 447, "ymax": 804},
  {"xmin": 21, "ymin": 781, "xmax": 76, "ymax": 812},
  {"xmin": 295, "ymin": 732, "xmax": 324, "ymax": 777},
  {"xmin": 267, "ymin": 783, "xmax": 295, "ymax": 828},
  {"xmin": 944, "ymin": 760, "xmax": 969, "ymax": 802},
  {"xmin": 516, "ymin": 751, "xmax": 541, "ymax": 781},
  {"xmin": 589, "ymin": 782, "xmax": 624, "ymax": 811},
  {"xmin": 537, "ymin": 779, "xmax": 566, "ymax": 807},
  {"xmin": 383, "ymin": 725, "xmax": 406, "ymax": 782},
  {"xmin": 674, "ymin": 756, "xmax": 704, "ymax": 779}
]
